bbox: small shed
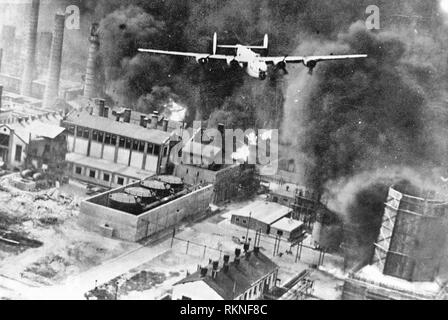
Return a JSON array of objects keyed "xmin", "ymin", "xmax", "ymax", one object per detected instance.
[
  {"xmin": 231, "ymin": 200, "xmax": 292, "ymax": 234},
  {"xmin": 270, "ymin": 217, "xmax": 305, "ymax": 241}
]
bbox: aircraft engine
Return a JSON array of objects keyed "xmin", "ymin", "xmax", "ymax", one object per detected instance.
[
  {"xmin": 227, "ymin": 58, "xmax": 239, "ymax": 69},
  {"xmin": 276, "ymin": 60, "xmax": 288, "ymax": 74},
  {"xmin": 196, "ymin": 57, "xmax": 209, "ymax": 65},
  {"xmin": 303, "ymin": 59, "xmax": 317, "ymax": 74}
]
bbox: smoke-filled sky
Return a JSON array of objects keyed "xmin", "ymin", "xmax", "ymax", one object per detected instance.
[{"xmin": 2, "ymin": 0, "xmax": 448, "ymax": 268}]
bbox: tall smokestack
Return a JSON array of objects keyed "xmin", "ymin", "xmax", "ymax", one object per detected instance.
[
  {"xmin": 0, "ymin": 85, "xmax": 3, "ymax": 112},
  {"xmin": 36, "ymin": 32, "xmax": 52, "ymax": 75},
  {"xmin": 84, "ymin": 23, "xmax": 100, "ymax": 99},
  {"xmin": 20, "ymin": 0, "xmax": 40, "ymax": 96},
  {"xmin": 43, "ymin": 14, "xmax": 65, "ymax": 108},
  {"xmin": 0, "ymin": 48, "xmax": 3, "ymax": 73}
]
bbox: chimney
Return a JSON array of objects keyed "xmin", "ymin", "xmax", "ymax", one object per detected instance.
[
  {"xmin": 245, "ymin": 251, "xmax": 251, "ymax": 260},
  {"xmin": 140, "ymin": 115, "xmax": 147, "ymax": 128},
  {"xmin": 234, "ymin": 248, "xmax": 241, "ymax": 265},
  {"xmin": 218, "ymin": 123, "xmax": 225, "ymax": 164},
  {"xmin": 104, "ymin": 106, "xmax": 109, "ymax": 118},
  {"xmin": 84, "ymin": 23, "xmax": 100, "ymax": 99},
  {"xmin": 200, "ymin": 267, "xmax": 207, "ymax": 278},
  {"xmin": 150, "ymin": 111, "xmax": 159, "ymax": 129},
  {"xmin": 124, "ymin": 108, "xmax": 131, "ymax": 123},
  {"xmin": 0, "ymin": 85, "xmax": 3, "ymax": 112},
  {"xmin": 0, "ymin": 48, "xmax": 3, "ymax": 73},
  {"xmin": 254, "ymin": 247, "xmax": 260, "ymax": 256},
  {"xmin": 98, "ymin": 99, "xmax": 105, "ymax": 117},
  {"xmin": 1, "ymin": 25, "xmax": 16, "ymax": 66},
  {"xmin": 223, "ymin": 255, "xmax": 230, "ymax": 273},
  {"xmin": 162, "ymin": 119, "xmax": 169, "ymax": 132},
  {"xmin": 243, "ymin": 243, "xmax": 250, "ymax": 253},
  {"xmin": 223, "ymin": 255, "xmax": 230, "ymax": 264},
  {"xmin": 43, "ymin": 14, "xmax": 65, "ymax": 108},
  {"xmin": 20, "ymin": 0, "xmax": 40, "ymax": 96},
  {"xmin": 36, "ymin": 31, "xmax": 52, "ymax": 74},
  {"xmin": 212, "ymin": 261, "xmax": 219, "ymax": 279}
]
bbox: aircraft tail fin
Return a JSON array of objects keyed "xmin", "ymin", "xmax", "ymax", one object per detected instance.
[
  {"xmin": 215, "ymin": 33, "xmax": 269, "ymax": 50},
  {"xmin": 213, "ymin": 32, "xmax": 217, "ymax": 55}
]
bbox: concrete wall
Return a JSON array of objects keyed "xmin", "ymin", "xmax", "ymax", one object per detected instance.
[
  {"xmin": 135, "ymin": 185, "xmax": 214, "ymax": 241},
  {"xmin": 79, "ymin": 193, "xmax": 139, "ymax": 241},
  {"xmin": 79, "ymin": 184, "xmax": 214, "ymax": 242}
]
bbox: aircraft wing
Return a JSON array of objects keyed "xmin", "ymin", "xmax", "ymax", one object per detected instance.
[
  {"xmin": 261, "ymin": 54, "xmax": 367, "ymax": 64},
  {"xmin": 138, "ymin": 48, "xmax": 248, "ymax": 62}
]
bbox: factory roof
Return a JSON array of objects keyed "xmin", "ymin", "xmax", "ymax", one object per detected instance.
[
  {"xmin": 5, "ymin": 116, "xmax": 65, "ymax": 143},
  {"xmin": 270, "ymin": 217, "xmax": 303, "ymax": 233},
  {"xmin": 175, "ymin": 250, "xmax": 278, "ymax": 300},
  {"xmin": 231, "ymin": 200, "xmax": 292, "ymax": 225},
  {"xmin": 65, "ymin": 111, "xmax": 172, "ymax": 145}
]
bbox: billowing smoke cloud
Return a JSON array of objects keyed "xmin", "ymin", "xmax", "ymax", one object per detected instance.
[{"xmin": 281, "ymin": 2, "xmax": 448, "ymax": 268}]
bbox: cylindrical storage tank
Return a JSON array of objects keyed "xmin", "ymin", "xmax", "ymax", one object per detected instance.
[
  {"xmin": 157, "ymin": 175, "xmax": 184, "ymax": 192},
  {"xmin": 109, "ymin": 193, "xmax": 140, "ymax": 214},
  {"xmin": 124, "ymin": 187, "xmax": 155, "ymax": 204},
  {"xmin": 140, "ymin": 180, "xmax": 170, "ymax": 198},
  {"xmin": 373, "ymin": 182, "xmax": 448, "ymax": 282},
  {"xmin": 21, "ymin": 169, "xmax": 34, "ymax": 178}
]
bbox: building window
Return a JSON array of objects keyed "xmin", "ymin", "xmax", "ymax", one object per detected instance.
[
  {"xmin": 147, "ymin": 143, "xmax": 154, "ymax": 154},
  {"xmin": 111, "ymin": 135, "xmax": 117, "ymax": 145},
  {"xmin": 153, "ymin": 145, "xmax": 160, "ymax": 156},
  {"xmin": 103, "ymin": 173, "xmax": 110, "ymax": 182},
  {"xmin": 76, "ymin": 126, "xmax": 83, "ymax": 137},
  {"xmin": 14, "ymin": 145, "xmax": 22, "ymax": 162},
  {"xmin": 125, "ymin": 138, "xmax": 132, "ymax": 149},
  {"xmin": 104, "ymin": 133, "xmax": 111, "ymax": 145},
  {"xmin": 243, "ymin": 219, "xmax": 247, "ymax": 224},
  {"xmin": 254, "ymin": 285, "xmax": 257, "ymax": 295},
  {"xmin": 75, "ymin": 166, "xmax": 82, "ymax": 175},
  {"xmin": 117, "ymin": 177, "xmax": 125, "ymax": 185},
  {"xmin": 119, "ymin": 137, "xmax": 125, "ymax": 148},
  {"xmin": 132, "ymin": 140, "xmax": 139, "ymax": 151},
  {"xmin": 236, "ymin": 218, "xmax": 240, "ymax": 223},
  {"xmin": 98, "ymin": 131, "xmax": 104, "ymax": 143},
  {"xmin": 83, "ymin": 128, "xmax": 90, "ymax": 139},
  {"xmin": 89, "ymin": 169, "xmax": 96, "ymax": 178},
  {"xmin": 67, "ymin": 125, "xmax": 75, "ymax": 135},
  {"xmin": 92, "ymin": 130, "xmax": 98, "ymax": 141},
  {"xmin": 139, "ymin": 141, "xmax": 145, "ymax": 152},
  {"xmin": 163, "ymin": 146, "xmax": 168, "ymax": 157}
]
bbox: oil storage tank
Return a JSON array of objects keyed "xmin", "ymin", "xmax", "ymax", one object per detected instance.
[
  {"xmin": 140, "ymin": 180, "xmax": 171, "ymax": 198},
  {"xmin": 109, "ymin": 192, "xmax": 141, "ymax": 214}
]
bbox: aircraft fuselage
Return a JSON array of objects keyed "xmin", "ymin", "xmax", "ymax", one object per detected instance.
[{"xmin": 235, "ymin": 45, "xmax": 268, "ymax": 80}]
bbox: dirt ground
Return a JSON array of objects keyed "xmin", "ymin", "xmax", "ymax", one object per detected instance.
[{"xmin": 0, "ymin": 177, "xmax": 139, "ymax": 298}]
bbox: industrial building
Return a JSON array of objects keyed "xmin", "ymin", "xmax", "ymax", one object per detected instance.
[
  {"xmin": 172, "ymin": 123, "xmax": 259, "ymax": 203},
  {"xmin": 269, "ymin": 218, "xmax": 305, "ymax": 242},
  {"xmin": 343, "ymin": 183, "xmax": 448, "ymax": 300},
  {"xmin": 230, "ymin": 200, "xmax": 293, "ymax": 234},
  {"xmin": 79, "ymin": 175, "xmax": 213, "ymax": 242},
  {"xmin": 0, "ymin": 111, "xmax": 65, "ymax": 170},
  {"xmin": 172, "ymin": 248, "xmax": 279, "ymax": 300},
  {"xmin": 62, "ymin": 106, "xmax": 176, "ymax": 188}
]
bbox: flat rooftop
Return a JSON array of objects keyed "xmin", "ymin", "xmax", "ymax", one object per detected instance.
[
  {"xmin": 270, "ymin": 217, "xmax": 303, "ymax": 233},
  {"xmin": 231, "ymin": 200, "xmax": 292, "ymax": 225}
]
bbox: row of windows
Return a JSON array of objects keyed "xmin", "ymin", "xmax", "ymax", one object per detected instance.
[
  {"xmin": 69, "ymin": 125, "xmax": 167, "ymax": 156},
  {"xmin": 74, "ymin": 166, "xmax": 126, "ymax": 185}
]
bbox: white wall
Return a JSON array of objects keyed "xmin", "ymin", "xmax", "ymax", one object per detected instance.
[
  {"xmin": 74, "ymin": 138, "xmax": 88, "ymax": 155},
  {"xmin": 172, "ymin": 281, "xmax": 223, "ymax": 300},
  {"xmin": 103, "ymin": 145, "xmax": 115, "ymax": 162},
  {"xmin": 90, "ymin": 141, "xmax": 102, "ymax": 158}
]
